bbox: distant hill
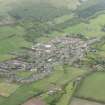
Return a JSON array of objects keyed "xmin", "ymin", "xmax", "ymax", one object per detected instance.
[{"xmin": 0, "ymin": 0, "xmax": 85, "ymax": 21}]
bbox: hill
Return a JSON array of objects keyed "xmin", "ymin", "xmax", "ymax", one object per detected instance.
[{"xmin": 0, "ymin": 0, "xmax": 86, "ymax": 21}]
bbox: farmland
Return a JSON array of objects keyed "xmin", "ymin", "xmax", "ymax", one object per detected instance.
[
  {"xmin": 0, "ymin": 0, "xmax": 105, "ymax": 105},
  {"xmin": 64, "ymin": 14, "xmax": 105, "ymax": 38},
  {"xmin": 76, "ymin": 72, "xmax": 105, "ymax": 103},
  {"xmin": 0, "ymin": 66, "xmax": 87, "ymax": 105},
  {"xmin": 0, "ymin": 82, "xmax": 19, "ymax": 97},
  {"xmin": 0, "ymin": 25, "xmax": 31, "ymax": 61},
  {"xmin": 70, "ymin": 98, "xmax": 104, "ymax": 105}
]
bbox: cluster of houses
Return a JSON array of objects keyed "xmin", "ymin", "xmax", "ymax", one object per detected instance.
[{"xmin": 0, "ymin": 36, "xmax": 90, "ymax": 83}]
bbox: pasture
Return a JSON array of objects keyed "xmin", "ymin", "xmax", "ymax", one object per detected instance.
[
  {"xmin": 0, "ymin": 82, "xmax": 19, "ymax": 97},
  {"xmin": 76, "ymin": 72, "xmax": 105, "ymax": 103},
  {"xmin": 64, "ymin": 14, "xmax": 105, "ymax": 38},
  {"xmin": 70, "ymin": 98, "xmax": 104, "ymax": 105},
  {"xmin": 0, "ymin": 25, "xmax": 31, "ymax": 61}
]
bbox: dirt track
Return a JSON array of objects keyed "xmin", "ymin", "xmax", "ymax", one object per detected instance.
[{"xmin": 70, "ymin": 98, "xmax": 105, "ymax": 105}]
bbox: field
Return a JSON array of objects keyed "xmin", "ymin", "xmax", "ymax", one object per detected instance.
[
  {"xmin": 64, "ymin": 14, "xmax": 105, "ymax": 38},
  {"xmin": 76, "ymin": 72, "xmax": 105, "ymax": 103},
  {"xmin": 1, "ymin": 0, "xmax": 105, "ymax": 105},
  {"xmin": 0, "ymin": 82, "xmax": 19, "ymax": 97},
  {"xmin": 70, "ymin": 98, "xmax": 104, "ymax": 105},
  {"xmin": 46, "ymin": 11, "xmax": 105, "ymax": 42},
  {"xmin": 0, "ymin": 25, "xmax": 31, "ymax": 61}
]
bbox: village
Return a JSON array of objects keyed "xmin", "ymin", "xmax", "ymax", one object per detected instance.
[{"xmin": 0, "ymin": 36, "xmax": 100, "ymax": 83}]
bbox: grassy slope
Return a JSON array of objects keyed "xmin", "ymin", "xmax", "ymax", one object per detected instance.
[
  {"xmin": 0, "ymin": 0, "xmax": 100, "ymax": 61},
  {"xmin": 64, "ymin": 14, "xmax": 105, "ymax": 38},
  {"xmin": 0, "ymin": 0, "xmax": 105, "ymax": 105},
  {"xmin": 0, "ymin": 25, "xmax": 31, "ymax": 61},
  {"xmin": 1, "ymin": 11, "xmax": 104, "ymax": 58},
  {"xmin": 0, "ymin": 0, "xmax": 81, "ymax": 11},
  {"xmin": 0, "ymin": 0, "xmax": 81, "ymax": 61}
]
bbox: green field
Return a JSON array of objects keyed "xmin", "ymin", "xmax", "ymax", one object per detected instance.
[
  {"xmin": 64, "ymin": 14, "xmax": 105, "ymax": 38},
  {"xmin": 56, "ymin": 82, "xmax": 75, "ymax": 105},
  {"xmin": 16, "ymin": 70, "xmax": 36, "ymax": 78},
  {"xmin": 46, "ymin": 13, "xmax": 105, "ymax": 42},
  {"xmin": 76, "ymin": 72, "xmax": 105, "ymax": 102},
  {"xmin": 0, "ymin": 25, "xmax": 31, "ymax": 61},
  {"xmin": 70, "ymin": 98, "xmax": 104, "ymax": 105},
  {"xmin": 0, "ymin": 82, "xmax": 19, "ymax": 97}
]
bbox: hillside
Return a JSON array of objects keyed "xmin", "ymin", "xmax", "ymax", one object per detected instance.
[
  {"xmin": 0, "ymin": 0, "xmax": 105, "ymax": 61},
  {"xmin": 0, "ymin": 0, "xmax": 86, "ymax": 21},
  {"xmin": 1, "ymin": 0, "xmax": 105, "ymax": 105}
]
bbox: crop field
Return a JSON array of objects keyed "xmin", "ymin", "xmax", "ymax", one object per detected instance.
[{"xmin": 76, "ymin": 72, "xmax": 105, "ymax": 103}]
